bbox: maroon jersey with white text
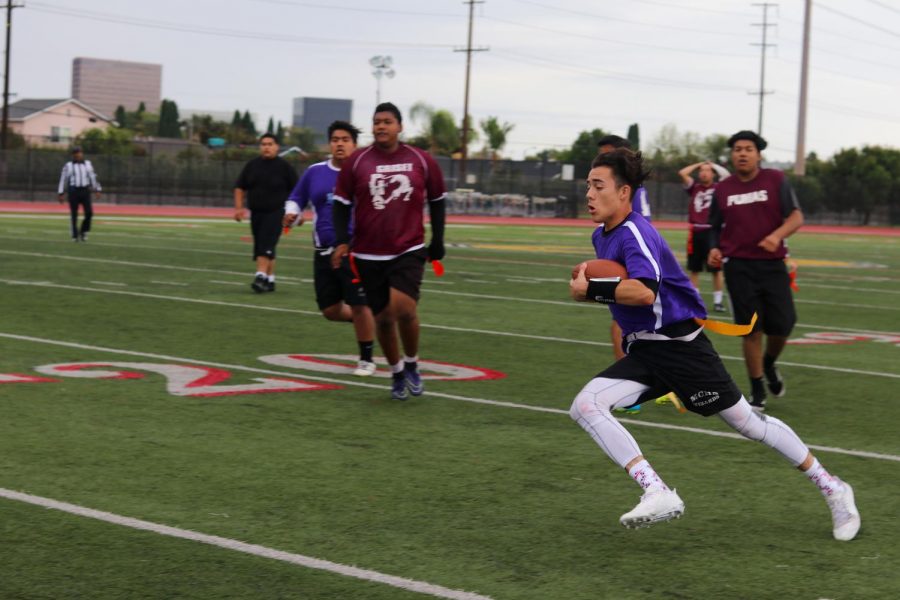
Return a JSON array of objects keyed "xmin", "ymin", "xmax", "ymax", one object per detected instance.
[
  {"xmin": 709, "ymin": 168, "xmax": 800, "ymax": 260},
  {"xmin": 685, "ymin": 182, "xmax": 716, "ymax": 230},
  {"xmin": 333, "ymin": 143, "xmax": 445, "ymax": 259}
]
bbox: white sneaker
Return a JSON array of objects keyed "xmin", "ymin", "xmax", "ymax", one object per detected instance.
[
  {"xmin": 826, "ymin": 479, "xmax": 861, "ymax": 541},
  {"xmin": 352, "ymin": 360, "xmax": 377, "ymax": 377},
  {"xmin": 620, "ymin": 487, "xmax": 684, "ymax": 529}
]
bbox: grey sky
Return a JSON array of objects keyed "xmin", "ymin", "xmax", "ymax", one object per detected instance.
[{"xmin": 14, "ymin": 0, "xmax": 900, "ymax": 161}]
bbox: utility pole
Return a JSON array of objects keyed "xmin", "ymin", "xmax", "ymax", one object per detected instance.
[
  {"xmin": 794, "ymin": 0, "xmax": 812, "ymax": 176},
  {"xmin": 749, "ymin": 2, "xmax": 777, "ymax": 136},
  {"xmin": 1, "ymin": 1, "xmax": 23, "ymax": 150},
  {"xmin": 454, "ymin": 0, "xmax": 487, "ymax": 188}
]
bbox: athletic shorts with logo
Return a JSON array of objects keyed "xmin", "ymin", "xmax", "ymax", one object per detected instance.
[
  {"xmin": 723, "ymin": 258, "xmax": 796, "ymax": 336},
  {"xmin": 250, "ymin": 209, "xmax": 284, "ymax": 260},
  {"xmin": 597, "ymin": 324, "xmax": 742, "ymax": 417},
  {"xmin": 686, "ymin": 228, "xmax": 720, "ymax": 274},
  {"xmin": 313, "ymin": 252, "xmax": 367, "ymax": 310},
  {"xmin": 354, "ymin": 248, "xmax": 427, "ymax": 315}
]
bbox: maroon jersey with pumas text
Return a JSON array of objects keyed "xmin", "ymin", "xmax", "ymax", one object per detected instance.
[
  {"xmin": 333, "ymin": 143, "xmax": 446, "ymax": 260},
  {"xmin": 709, "ymin": 168, "xmax": 800, "ymax": 260}
]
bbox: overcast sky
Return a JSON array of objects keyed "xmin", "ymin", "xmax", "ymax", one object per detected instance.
[{"xmin": 14, "ymin": 0, "xmax": 900, "ymax": 161}]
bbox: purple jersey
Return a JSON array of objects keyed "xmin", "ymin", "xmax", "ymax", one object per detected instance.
[
  {"xmin": 287, "ymin": 160, "xmax": 345, "ymax": 249},
  {"xmin": 710, "ymin": 168, "xmax": 800, "ymax": 261},
  {"xmin": 592, "ymin": 212, "xmax": 706, "ymax": 337},
  {"xmin": 633, "ymin": 186, "xmax": 651, "ymax": 221}
]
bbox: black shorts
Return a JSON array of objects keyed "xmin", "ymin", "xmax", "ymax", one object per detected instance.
[
  {"xmin": 686, "ymin": 228, "xmax": 720, "ymax": 273},
  {"xmin": 723, "ymin": 258, "xmax": 796, "ymax": 336},
  {"xmin": 354, "ymin": 248, "xmax": 427, "ymax": 315},
  {"xmin": 250, "ymin": 209, "xmax": 284, "ymax": 260},
  {"xmin": 313, "ymin": 251, "xmax": 367, "ymax": 310},
  {"xmin": 597, "ymin": 327, "xmax": 742, "ymax": 417}
]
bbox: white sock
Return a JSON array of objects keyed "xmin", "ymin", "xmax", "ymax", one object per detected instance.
[
  {"xmin": 804, "ymin": 458, "xmax": 844, "ymax": 497},
  {"xmin": 403, "ymin": 355, "xmax": 418, "ymax": 364},
  {"xmin": 390, "ymin": 362, "xmax": 404, "ymax": 374},
  {"xmin": 628, "ymin": 459, "xmax": 669, "ymax": 492},
  {"xmin": 713, "ymin": 290, "xmax": 723, "ymax": 304},
  {"xmin": 267, "ymin": 275, "xmax": 275, "ymax": 283},
  {"xmin": 255, "ymin": 271, "xmax": 266, "ymax": 278}
]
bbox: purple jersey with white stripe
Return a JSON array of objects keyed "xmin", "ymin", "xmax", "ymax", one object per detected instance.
[
  {"xmin": 287, "ymin": 160, "xmax": 347, "ymax": 249},
  {"xmin": 591, "ymin": 212, "xmax": 706, "ymax": 336},
  {"xmin": 633, "ymin": 186, "xmax": 651, "ymax": 221}
]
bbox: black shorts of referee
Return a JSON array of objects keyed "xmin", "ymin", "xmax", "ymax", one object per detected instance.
[
  {"xmin": 724, "ymin": 258, "xmax": 796, "ymax": 336},
  {"xmin": 314, "ymin": 251, "xmax": 367, "ymax": 310},
  {"xmin": 598, "ymin": 319, "xmax": 743, "ymax": 417},
  {"xmin": 686, "ymin": 228, "xmax": 720, "ymax": 274},
  {"xmin": 353, "ymin": 248, "xmax": 427, "ymax": 316},
  {"xmin": 250, "ymin": 209, "xmax": 284, "ymax": 260}
]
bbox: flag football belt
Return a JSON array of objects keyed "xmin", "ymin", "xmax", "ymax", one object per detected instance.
[
  {"xmin": 624, "ymin": 312, "xmax": 758, "ymax": 345},
  {"xmin": 694, "ymin": 312, "xmax": 758, "ymax": 336}
]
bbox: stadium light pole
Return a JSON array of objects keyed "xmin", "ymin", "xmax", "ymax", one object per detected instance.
[
  {"xmin": 794, "ymin": 0, "xmax": 812, "ymax": 176},
  {"xmin": 370, "ymin": 55, "xmax": 395, "ymax": 106}
]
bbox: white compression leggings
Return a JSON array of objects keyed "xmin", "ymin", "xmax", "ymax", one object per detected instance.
[{"xmin": 569, "ymin": 377, "xmax": 809, "ymax": 469}]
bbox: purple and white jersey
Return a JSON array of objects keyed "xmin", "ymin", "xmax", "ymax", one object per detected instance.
[
  {"xmin": 285, "ymin": 160, "xmax": 348, "ymax": 249},
  {"xmin": 591, "ymin": 212, "xmax": 706, "ymax": 337},
  {"xmin": 633, "ymin": 186, "xmax": 651, "ymax": 221}
]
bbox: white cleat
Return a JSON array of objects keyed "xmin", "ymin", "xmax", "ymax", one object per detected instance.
[
  {"xmin": 352, "ymin": 360, "xmax": 377, "ymax": 377},
  {"xmin": 620, "ymin": 488, "xmax": 685, "ymax": 529},
  {"xmin": 826, "ymin": 479, "xmax": 861, "ymax": 541}
]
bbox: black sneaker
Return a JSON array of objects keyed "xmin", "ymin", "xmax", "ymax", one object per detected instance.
[
  {"xmin": 749, "ymin": 391, "xmax": 767, "ymax": 411},
  {"xmin": 265, "ymin": 280, "xmax": 276, "ymax": 292},
  {"xmin": 391, "ymin": 372, "xmax": 409, "ymax": 400},
  {"xmin": 251, "ymin": 274, "xmax": 268, "ymax": 293},
  {"xmin": 764, "ymin": 363, "xmax": 785, "ymax": 397}
]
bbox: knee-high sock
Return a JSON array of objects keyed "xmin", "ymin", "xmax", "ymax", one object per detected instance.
[
  {"xmin": 718, "ymin": 397, "xmax": 809, "ymax": 466},
  {"xmin": 569, "ymin": 377, "xmax": 650, "ymax": 468}
]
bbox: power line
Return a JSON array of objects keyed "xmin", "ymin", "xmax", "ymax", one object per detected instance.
[
  {"xmin": 863, "ymin": 0, "xmax": 900, "ymax": 16},
  {"xmin": 27, "ymin": 2, "xmax": 456, "ymax": 49},
  {"xmin": 816, "ymin": 2, "xmax": 900, "ymax": 38},
  {"xmin": 247, "ymin": 0, "xmax": 458, "ymax": 18}
]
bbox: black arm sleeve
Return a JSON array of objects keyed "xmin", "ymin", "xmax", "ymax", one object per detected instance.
[
  {"xmin": 637, "ymin": 277, "xmax": 659, "ymax": 297},
  {"xmin": 708, "ymin": 190, "xmax": 722, "ymax": 249},
  {"xmin": 428, "ymin": 197, "xmax": 445, "ymax": 244},
  {"xmin": 332, "ymin": 201, "xmax": 351, "ymax": 246},
  {"xmin": 779, "ymin": 177, "xmax": 801, "ymax": 218}
]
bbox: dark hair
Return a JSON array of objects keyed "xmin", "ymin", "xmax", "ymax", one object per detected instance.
[
  {"xmin": 71, "ymin": 146, "xmax": 82, "ymax": 153},
  {"xmin": 259, "ymin": 132, "xmax": 279, "ymax": 144},
  {"xmin": 727, "ymin": 130, "xmax": 767, "ymax": 151},
  {"xmin": 596, "ymin": 134, "xmax": 631, "ymax": 150},
  {"xmin": 328, "ymin": 120, "xmax": 361, "ymax": 143},
  {"xmin": 374, "ymin": 102, "xmax": 402, "ymax": 123},
  {"xmin": 590, "ymin": 148, "xmax": 651, "ymax": 199}
]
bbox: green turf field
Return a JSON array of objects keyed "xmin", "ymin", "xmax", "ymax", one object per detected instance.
[{"xmin": 1, "ymin": 212, "xmax": 898, "ymax": 599}]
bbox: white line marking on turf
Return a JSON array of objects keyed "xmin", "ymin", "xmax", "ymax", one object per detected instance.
[
  {"xmin": 0, "ymin": 488, "xmax": 492, "ymax": 600},
  {"xmin": 89, "ymin": 280, "xmax": 127, "ymax": 287},
  {"xmin": 1, "ymin": 332, "xmax": 898, "ymax": 463},
  {"xmin": 3, "ymin": 279, "xmax": 900, "ymax": 380},
  {"xmin": 209, "ymin": 280, "xmax": 246, "ymax": 286},
  {"xmin": 151, "ymin": 280, "xmax": 189, "ymax": 287}
]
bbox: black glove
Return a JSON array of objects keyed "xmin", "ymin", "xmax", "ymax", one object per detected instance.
[{"xmin": 427, "ymin": 240, "xmax": 445, "ymax": 261}]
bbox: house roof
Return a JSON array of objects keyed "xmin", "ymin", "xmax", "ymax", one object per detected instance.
[{"xmin": 8, "ymin": 98, "xmax": 113, "ymax": 122}]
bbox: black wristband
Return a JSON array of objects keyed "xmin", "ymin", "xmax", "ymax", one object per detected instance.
[{"xmin": 587, "ymin": 277, "xmax": 621, "ymax": 304}]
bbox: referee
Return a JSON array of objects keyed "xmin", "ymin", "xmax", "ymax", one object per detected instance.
[{"xmin": 57, "ymin": 147, "xmax": 102, "ymax": 242}]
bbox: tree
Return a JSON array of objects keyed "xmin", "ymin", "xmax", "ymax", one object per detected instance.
[
  {"xmin": 276, "ymin": 120, "xmax": 285, "ymax": 143},
  {"xmin": 627, "ymin": 123, "xmax": 640, "ymax": 151},
  {"xmin": 266, "ymin": 116, "xmax": 275, "ymax": 135},
  {"xmin": 241, "ymin": 111, "xmax": 257, "ymax": 137},
  {"xmin": 408, "ymin": 101, "xmax": 475, "ymax": 156},
  {"xmin": 157, "ymin": 99, "xmax": 181, "ymax": 138},
  {"xmin": 231, "ymin": 110, "xmax": 242, "ymax": 128},
  {"xmin": 823, "ymin": 146, "xmax": 899, "ymax": 224},
  {"xmin": 284, "ymin": 126, "xmax": 317, "ymax": 152},
  {"xmin": 479, "ymin": 116, "xmax": 515, "ymax": 160},
  {"xmin": 137, "ymin": 101, "xmax": 146, "ymax": 114},
  {"xmin": 76, "ymin": 127, "xmax": 134, "ymax": 155},
  {"xmin": 190, "ymin": 114, "xmax": 230, "ymax": 144},
  {"xmin": 114, "ymin": 105, "xmax": 127, "ymax": 128}
]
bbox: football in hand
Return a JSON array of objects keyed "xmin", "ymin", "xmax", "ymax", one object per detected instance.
[{"xmin": 571, "ymin": 259, "xmax": 629, "ymax": 280}]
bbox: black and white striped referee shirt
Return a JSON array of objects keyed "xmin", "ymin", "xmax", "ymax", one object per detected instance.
[{"xmin": 58, "ymin": 160, "xmax": 102, "ymax": 193}]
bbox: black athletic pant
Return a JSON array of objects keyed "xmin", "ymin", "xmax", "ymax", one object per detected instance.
[{"xmin": 67, "ymin": 187, "xmax": 93, "ymax": 239}]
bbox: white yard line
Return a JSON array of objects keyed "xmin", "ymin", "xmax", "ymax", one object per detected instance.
[
  {"xmin": 1, "ymin": 331, "xmax": 898, "ymax": 463},
  {"xmin": 89, "ymin": 281, "xmax": 128, "ymax": 287},
  {"xmin": 3, "ymin": 278, "xmax": 900, "ymax": 379},
  {"xmin": 0, "ymin": 487, "xmax": 492, "ymax": 600}
]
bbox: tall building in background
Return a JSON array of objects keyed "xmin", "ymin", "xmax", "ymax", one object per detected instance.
[
  {"xmin": 292, "ymin": 97, "xmax": 352, "ymax": 145},
  {"xmin": 72, "ymin": 58, "xmax": 162, "ymax": 118}
]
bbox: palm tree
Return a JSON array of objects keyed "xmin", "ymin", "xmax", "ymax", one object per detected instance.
[
  {"xmin": 409, "ymin": 101, "xmax": 461, "ymax": 155},
  {"xmin": 480, "ymin": 116, "xmax": 515, "ymax": 160}
]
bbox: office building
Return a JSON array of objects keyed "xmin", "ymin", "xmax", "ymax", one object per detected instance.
[
  {"xmin": 72, "ymin": 57, "xmax": 162, "ymax": 117},
  {"xmin": 292, "ymin": 97, "xmax": 352, "ymax": 144}
]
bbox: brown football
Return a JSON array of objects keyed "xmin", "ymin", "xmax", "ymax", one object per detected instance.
[{"xmin": 571, "ymin": 259, "xmax": 629, "ymax": 280}]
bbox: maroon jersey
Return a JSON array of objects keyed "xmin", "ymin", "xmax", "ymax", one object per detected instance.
[
  {"xmin": 709, "ymin": 168, "xmax": 800, "ymax": 260},
  {"xmin": 333, "ymin": 143, "xmax": 446, "ymax": 259},
  {"xmin": 685, "ymin": 182, "xmax": 716, "ymax": 230}
]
